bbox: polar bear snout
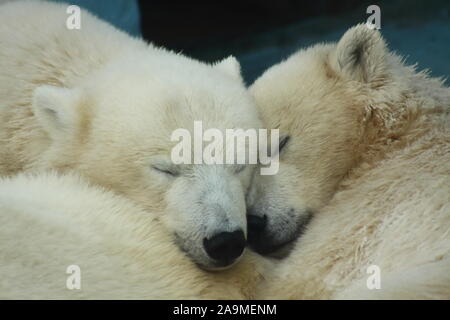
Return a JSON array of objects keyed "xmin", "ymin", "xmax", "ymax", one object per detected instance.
[
  {"xmin": 203, "ymin": 230, "xmax": 246, "ymax": 267},
  {"xmin": 247, "ymin": 206, "xmax": 313, "ymax": 258},
  {"xmin": 247, "ymin": 214, "xmax": 267, "ymax": 234},
  {"xmin": 166, "ymin": 166, "xmax": 251, "ymax": 270}
]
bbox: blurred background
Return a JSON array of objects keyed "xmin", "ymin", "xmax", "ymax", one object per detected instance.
[{"xmin": 51, "ymin": 0, "xmax": 450, "ymax": 85}]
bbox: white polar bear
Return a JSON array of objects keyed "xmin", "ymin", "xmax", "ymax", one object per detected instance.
[
  {"xmin": 248, "ymin": 24, "xmax": 450, "ymax": 299},
  {"xmin": 0, "ymin": 1, "xmax": 263, "ymax": 269},
  {"xmin": 0, "ymin": 171, "xmax": 268, "ymax": 299}
]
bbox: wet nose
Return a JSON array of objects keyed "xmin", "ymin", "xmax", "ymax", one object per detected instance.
[
  {"xmin": 203, "ymin": 230, "xmax": 246, "ymax": 266},
  {"xmin": 247, "ymin": 214, "xmax": 267, "ymax": 234}
]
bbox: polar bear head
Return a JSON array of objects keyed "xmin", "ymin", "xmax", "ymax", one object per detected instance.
[
  {"xmin": 32, "ymin": 54, "xmax": 262, "ymax": 270},
  {"xmin": 248, "ymin": 25, "xmax": 399, "ymax": 256}
]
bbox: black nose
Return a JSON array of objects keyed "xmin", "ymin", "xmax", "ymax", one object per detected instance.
[
  {"xmin": 247, "ymin": 214, "xmax": 267, "ymax": 234},
  {"xmin": 203, "ymin": 230, "xmax": 246, "ymax": 265}
]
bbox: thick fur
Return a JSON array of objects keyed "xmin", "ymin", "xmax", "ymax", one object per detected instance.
[
  {"xmin": 0, "ymin": 171, "xmax": 269, "ymax": 299},
  {"xmin": 250, "ymin": 25, "xmax": 450, "ymax": 299},
  {"xmin": 0, "ymin": 1, "xmax": 262, "ymax": 268}
]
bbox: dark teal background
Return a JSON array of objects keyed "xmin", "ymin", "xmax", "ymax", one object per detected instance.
[{"xmin": 51, "ymin": 0, "xmax": 450, "ymax": 85}]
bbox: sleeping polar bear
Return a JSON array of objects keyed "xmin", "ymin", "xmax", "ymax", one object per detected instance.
[
  {"xmin": 249, "ymin": 24, "xmax": 450, "ymax": 299},
  {"xmin": 0, "ymin": 171, "xmax": 269, "ymax": 299},
  {"xmin": 0, "ymin": 0, "xmax": 264, "ymax": 270}
]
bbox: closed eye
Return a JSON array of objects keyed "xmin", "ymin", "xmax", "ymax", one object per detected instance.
[
  {"xmin": 151, "ymin": 163, "xmax": 179, "ymax": 177},
  {"xmin": 234, "ymin": 165, "xmax": 247, "ymax": 174},
  {"xmin": 278, "ymin": 135, "xmax": 290, "ymax": 153}
]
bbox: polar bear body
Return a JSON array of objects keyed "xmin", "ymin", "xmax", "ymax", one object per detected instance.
[
  {"xmin": 0, "ymin": 172, "xmax": 267, "ymax": 299},
  {"xmin": 250, "ymin": 25, "xmax": 450, "ymax": 299},
  {"xmin": 0, "ymin": 1, "xmax": 263, "ymax": 269}
]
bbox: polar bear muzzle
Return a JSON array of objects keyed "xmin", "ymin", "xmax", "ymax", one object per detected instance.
[{"xmin": 203, "ymin": 229, "xmax": 246, "ymax": 267}]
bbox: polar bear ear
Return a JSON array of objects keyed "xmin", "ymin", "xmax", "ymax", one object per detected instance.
[
  {"xmin": 32, "ymin": 85, "xmax": 83, "ymax": 138},
  {"xmin": 214, "ymin": 56, "xmax": 243, "ymax": 82},
  {"xmin": 331, "ymin": 24, "xmax": 387, "ymax": 84}
]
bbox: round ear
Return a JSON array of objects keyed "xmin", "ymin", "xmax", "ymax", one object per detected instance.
[
  {"xmin": 330, "ymin": 24, "xmax": 387, "ymax": 84},
  {"xmin": 214, "ymin": 56, "xmax": 244, "ymax": 83},
  {"xmin": 32, "ymin": 85, "xmax": 83, "ymax": 139}
]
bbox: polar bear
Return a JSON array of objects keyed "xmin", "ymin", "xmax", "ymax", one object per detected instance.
[
  {"xmin": 0, "ymin": 1, "xmax": 263, "ymax": 269},
  {"xmin": 0, "ymin": 171, "xmax": 268, "ymax": 299},
  {"xmin": 248, "ymin": 25, "xmax": 450, "ymax": 298}
]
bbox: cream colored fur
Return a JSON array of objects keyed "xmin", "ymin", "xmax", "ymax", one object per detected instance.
[
  {"xmin": 250, "ymin": 25, "xmax": 450, "ymax": 299},
  {"xmin": 0, "ymin": 171, "xmax": 268, "ymax": 299},
  {"xmin": 0, "ymin": 1, "xmax": 263, "ymax": 269}
]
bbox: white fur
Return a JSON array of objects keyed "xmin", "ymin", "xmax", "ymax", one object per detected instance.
[
  {"xmin": 0, "ymin": 0, "xmax": 262, "ymax": 269},
  {"xmin": 0, "ymin": 172, "xmax": 269, "ymax": 299},
  {"xmin": 250, "ymin": 24, "xmax": 450, "ymax": 299}
]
